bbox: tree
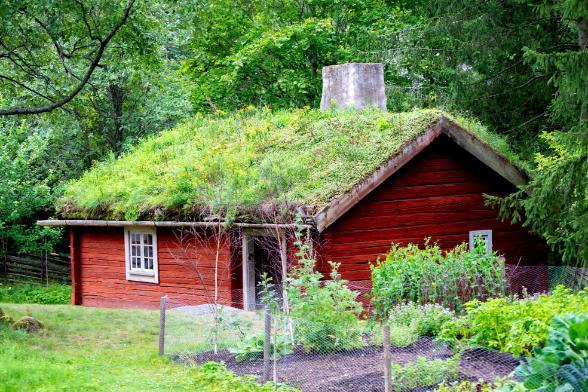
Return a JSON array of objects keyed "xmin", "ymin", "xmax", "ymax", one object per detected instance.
[
  {"xmin": 0, "ymin": 0, "xmax": 137, "ymax": 115},
  {"xmin": 493, "ymin": 0, "xmax": 588, "ymax": 266}
]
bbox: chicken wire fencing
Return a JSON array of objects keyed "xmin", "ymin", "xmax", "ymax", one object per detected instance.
[{"xmin": 159, "ymin": 266, "xmax": 588, "ymax": 392}]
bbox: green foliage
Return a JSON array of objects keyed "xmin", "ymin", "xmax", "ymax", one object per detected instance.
[
  {"xmin": 228, "ymin": 334, "xmax": 293, "ymax": 362},
  {"xmin": 487, "ymin": 0, "xmax": 588, "ymax": 266},
  {"xmin": 59, "ymin": 108, "xmax": 446, "ymax": 220},
  {"xmin": 371, "ymin": 240, "xmax": 506, "ymax": 317},
  {"xmin": 436, "ymin": 378, "xmax": 525, "ymax": 392},
  {"xmin": 183, "ymin": 0, "xmax": 411, "ymax": 111},
  {"xmin": 194, "ymin": 362, "xmax": 296, "ymax": 391},
  {"xmin": 516, "ymin": 314, "xmax": 588, "ymax": 392},
  {"xmin": 391, "ymin": 355, "xmax": 460, "ymax": 391},
  {"xmin": 492, "ymin": 129, "xmax": 588, "ymax": 266},
  {"xmin": 0, "ymin": 127, "xmax": 62, "ymax": 253},
  {"xmin": 440, "ymin": 286, "xmax": 588, "ymax": 356},
  {"xmin": 0, "ymin": 1, "xmax": 191, "ymax": 254},
  {"xmin": 286, "ymin": 233, "xmax": 363, "ymax": 353},
  {"xmin": 0, "ymin": 283, "xmax": 71, "ymax": 305},
  {"xmin": 388, "ymin": 324, "xmax": 419, "ymax": 348},
  {"xmin": 388, "ymin": 302, "xmax": 455, "ymax": 338}
]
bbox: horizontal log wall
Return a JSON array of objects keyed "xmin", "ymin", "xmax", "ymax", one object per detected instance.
[
  {"xmin": 321, "ymin": 135, "xmax": 548, "ymax": 283},
  {"xmin": 1, "ymin": 253, "xmax": 70, "ymax": 284},
  {"xmin": 77, "ymin": 227, "xmax": 234, "ymax": 308}
]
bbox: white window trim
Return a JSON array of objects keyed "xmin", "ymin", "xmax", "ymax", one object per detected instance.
[
  {"xmin": 469, "ymin": 229, "xmax": 492, "ymax": 255},
  {"xmin": 124, "ymin": 226, "xmax": 159, "ymax": 284}
]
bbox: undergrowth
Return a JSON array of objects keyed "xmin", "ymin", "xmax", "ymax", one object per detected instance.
[{"xmin": 0, "ymin": 282, "xmax": 70, "ymax": 304}]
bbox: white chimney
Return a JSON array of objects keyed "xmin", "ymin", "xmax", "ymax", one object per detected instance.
[{"xmin": 320, "ymin": 63, "xmax": 386, "ymax": 111}]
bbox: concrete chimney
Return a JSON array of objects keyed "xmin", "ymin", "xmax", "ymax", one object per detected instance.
[{"xmin": 320, "ymin": 63, "xmax": 386, "ymax": 111}]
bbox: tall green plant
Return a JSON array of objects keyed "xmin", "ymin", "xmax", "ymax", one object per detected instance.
[
  {"xmin": 371, "ymin": 239, "xmax": 506, "ymax": 318},
  {"xmin": 286, "ymin": 231, "xmax": 363, "ymax": 353}
]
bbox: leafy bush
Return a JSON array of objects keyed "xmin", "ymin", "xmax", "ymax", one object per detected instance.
[
  {"xmin": 515, "ymin": 314, "xmax": 588, "ymax": 392},
  {"xmin": 194, "ymin": 361, "xmax": 296, "ymax": 391},
  {"xmin": 229, "ymin": 334, "xmax": 293, "ymax": 362},
  {"xmin": 371, "ymin": 240, "xmax": 506, "ymax": 317},
  {"xmin": 388, "ymin": 302, "xmax": 455, "ymax": 337},
  {"xmin": 391, "ymin": 355, "xmax": 460, "ymax": 391},
  {"xmin": 440, "ymin": 286, "xmax": 588, "ymax": 356},
  {"xmin": 0, "ymin": 283, "xmax": 70, "ymax": 304},
  {"xmin": 287, "ymin": 237, "xmax": 363, "ymax": 353},
  {"xmin": 388, "ymin": 324, "xmax": 419, "ymax": 347}
]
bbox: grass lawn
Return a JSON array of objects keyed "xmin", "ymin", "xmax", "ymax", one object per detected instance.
[{"xmin": 0, "ymin": 303, "xmax": 295, "ymax": 391}]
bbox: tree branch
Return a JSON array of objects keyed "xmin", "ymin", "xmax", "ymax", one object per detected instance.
[{"xmin": 0, "ymin": 0, "xmax": 136, "ymax": 116}]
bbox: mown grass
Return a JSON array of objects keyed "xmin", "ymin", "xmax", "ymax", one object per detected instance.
[{"xmin": 0, "ymin": 303, "xmax": 294, "ymax": 391}]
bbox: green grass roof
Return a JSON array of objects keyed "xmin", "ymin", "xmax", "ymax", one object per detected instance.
[{"xmin": 58, "ymin": 108, "xmax": 522, "ymax": 221}]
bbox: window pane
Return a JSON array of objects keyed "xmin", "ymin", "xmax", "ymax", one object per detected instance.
[
  {"xmin": 146, "ymin": 258, "xmax": 153, "ymax": 270},
  {"xmin": 144, "ymin": 234, "xmax": 153, "ymax": 245},
  {"xmin": 131, "ymin": 233, "xmax": 141, "ymax": 244}
]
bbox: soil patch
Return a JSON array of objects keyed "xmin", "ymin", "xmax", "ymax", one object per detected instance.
[{"xmin": 175, "ymin": 337, "xmax": 519, "ymax": 391}]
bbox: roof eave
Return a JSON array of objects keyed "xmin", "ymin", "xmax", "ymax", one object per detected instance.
[
  {"xmin": 37, "ymin": 219, "xmax": 311, "ymax": 230},
  {"xmin": 313, "ymin": 116, "xmax": 528, "ymax": 233}
]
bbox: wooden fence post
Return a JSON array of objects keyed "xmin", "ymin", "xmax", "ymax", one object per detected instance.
[
  {"xmin": 159, "ymin": 296, "xmax": 168, "ymax": 356},
  {"xmin": 383, "ymin": 324, "xmax": 392, "ymax": 392},
  {"xmin": 263, "ymin": 305, "xmax": 271, "ymax": 382}
]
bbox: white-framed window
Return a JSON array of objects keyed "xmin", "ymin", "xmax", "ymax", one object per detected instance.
[
  {"xmin": 469, "ymin": 229, "xmax": 492, "ymax": 255},
  {"xmin": 124, "ymin": 227, "xmax": 159, "ymax": 283}
]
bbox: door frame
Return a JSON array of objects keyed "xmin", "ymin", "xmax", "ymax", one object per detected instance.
[{"xmin": 241, "ymin": 228, "xmax": 287, "ymax": 311}]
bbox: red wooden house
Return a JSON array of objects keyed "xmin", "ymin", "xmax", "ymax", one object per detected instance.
[{"xmin": 38, "ymin": 64, "xmax": 548, "ymax": 308}]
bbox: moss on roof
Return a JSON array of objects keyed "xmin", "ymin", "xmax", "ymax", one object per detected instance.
[{"xmin": 58, "ymin": 108, "xmax": 522, "ymax": 221}]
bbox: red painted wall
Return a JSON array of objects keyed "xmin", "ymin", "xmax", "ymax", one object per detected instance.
[
  {"xmin": 73, "ymin": 135, "xmax": 549, "ymax": 308},
  {"xmin": 76, "ymin": 227, "xmax": 234, "ymax": 308},
  {"xmin": 320, "ymin": 135, "xmax": 548, "ymax": 284}
]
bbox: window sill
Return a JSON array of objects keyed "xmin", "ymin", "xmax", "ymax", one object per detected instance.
[
  {"xmin": 126, "ymin": 272, "xmax": 158, "ymax": 284},
  {"xmin": 129, "ymin": 269, "xmax": 155, "ymax": 277}
]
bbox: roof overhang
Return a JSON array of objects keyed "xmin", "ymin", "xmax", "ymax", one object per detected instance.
[
  {"xmin": 312, "ymin": 116, "xmax": 528, "ymax": 233},
  {"xmin": 37, "ymin": 219, "xmax": 310, "ymax": 230}
]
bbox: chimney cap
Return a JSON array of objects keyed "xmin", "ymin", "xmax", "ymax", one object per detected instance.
[{"xmin": 320, "ymin": 63, "xmax": 386, "ymax": 111}]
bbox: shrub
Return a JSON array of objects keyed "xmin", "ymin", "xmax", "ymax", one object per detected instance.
[
  {"xmin": 440, "ymin": 286, "xmax": 588, "ymax": 356},
  {"xmin": 286, "ymin": 237, "xmax": 363, "ymax": 353},
  {"xmin": 0, "ymin": 283, "xmax": 70, "ymax": 304},
  {"xmin": 388, "ymin": 302, "xmax": 455, "ymax": 337},
  {"xmin": 391, "ymin": 355, "xmax": 460, "ymax": 391},
  {"xmin": 515, "ymin": 314, "xmax": 588, "ymax": 392},
  {"xmin": 371, "ymin": 239, "xmax": 506, "ymax": 317},
  {"xmin": 229, "ymin": 334, "xmax": 293, "ymax": 362},
  {"xmin": 388, "ymin": 324, "xmax": 419, "ymax": 347}
]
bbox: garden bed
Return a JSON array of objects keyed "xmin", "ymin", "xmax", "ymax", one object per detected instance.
[{"xmin": 175, "ymin": 337, "xmax": 520, "ymax": 391}]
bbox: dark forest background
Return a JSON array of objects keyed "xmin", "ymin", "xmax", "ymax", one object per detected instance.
[{"xmin": 0, "ymin": 0, "xmax": 586, "ymax": 265}]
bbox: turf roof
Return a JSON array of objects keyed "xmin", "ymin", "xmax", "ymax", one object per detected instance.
[{"xmin": 57, "ymin": 108, "xmax": 522, "ymax": 222}]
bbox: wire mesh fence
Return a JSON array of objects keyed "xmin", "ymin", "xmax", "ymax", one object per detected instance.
[{"xmin": 161, "ymin": 266, "xmax": 588, "ymax": 391}]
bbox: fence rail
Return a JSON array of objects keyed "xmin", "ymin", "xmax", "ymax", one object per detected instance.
[{"xmin": 1, "ymin": 253, "xmax": 70, "ymax": 284}]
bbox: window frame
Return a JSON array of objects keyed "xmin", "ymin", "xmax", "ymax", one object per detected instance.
[
  {"xmin": 124, "ymin": 226, "xmax": 159, "ymax": 284},
  {"xmin": 469, "ymin": 229, "xmax": 493, "ymax": 255}
]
